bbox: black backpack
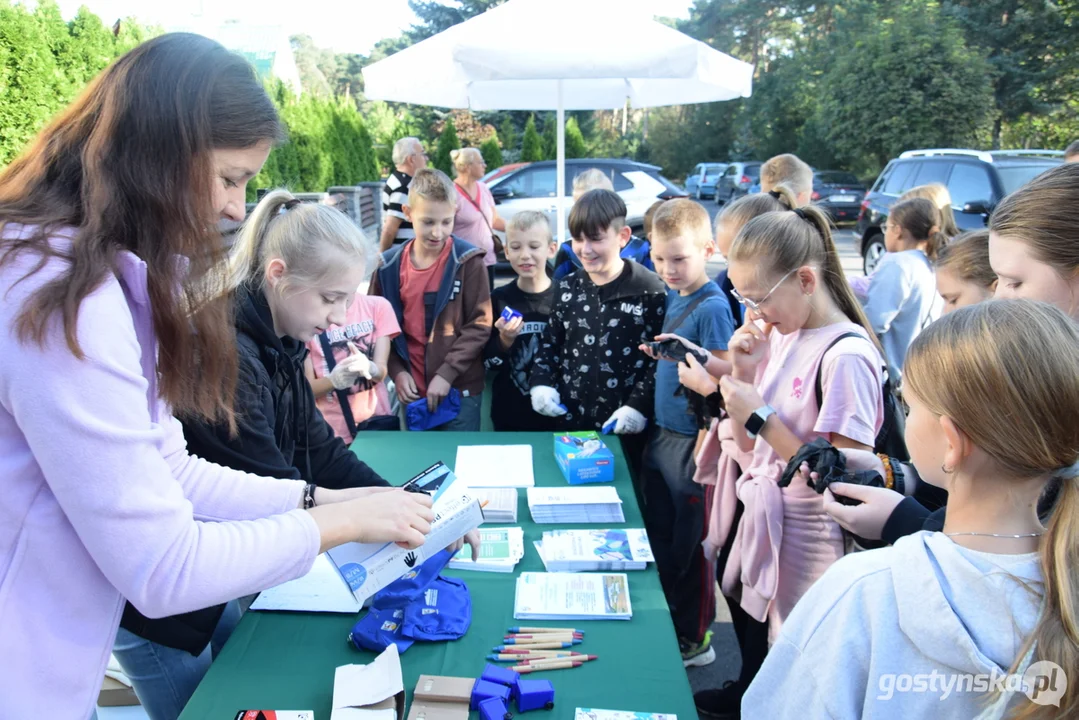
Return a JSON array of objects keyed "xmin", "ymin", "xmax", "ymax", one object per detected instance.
[{"xmin": 815, "ymin": 332, "xmax": 909, "ymax": 461}]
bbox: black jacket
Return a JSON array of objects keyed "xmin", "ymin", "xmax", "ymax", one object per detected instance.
[
  {"xmin": 120, "ymin": 284, "xmax": 388, "ymax": 655},
  {"xmin": 530, "ymin": 261, "xmax": 666, "ymax": 430}
]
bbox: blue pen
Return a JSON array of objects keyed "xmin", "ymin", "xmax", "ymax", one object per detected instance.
[
  {"xmin": 493, "ymin": 642, "xmax": 576, "ymax": 651},
  {"xmin": 508, "ymin": 627, "xmax": 585, "ymax": 634},
  {"xmin": 502, "ymin": 637, "xmax": 581, "ymax": 645}
]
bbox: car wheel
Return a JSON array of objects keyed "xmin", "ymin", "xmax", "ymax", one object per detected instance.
[{"xmin": 863, "ymin": 235, "xmax": 886, "ymax": 275}]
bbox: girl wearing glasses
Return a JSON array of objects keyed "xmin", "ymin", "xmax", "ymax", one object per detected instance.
[{"xmin": 690, "ymin": 202, "xmax": 887, "ymax": 719}]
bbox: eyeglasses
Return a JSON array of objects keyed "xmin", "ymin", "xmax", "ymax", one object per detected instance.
[{"xmin": 730, "ymin": 268, "xmax": 798, "ymax": 314}]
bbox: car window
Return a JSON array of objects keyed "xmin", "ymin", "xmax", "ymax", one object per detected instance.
[
  {"xmin": 946, "ymin": 163, "xmax": 994, "ymax": 208},
  {"xmin": 724, "ymin": 166, "xmax": 738, "ymax": 177},
  {"xmin": 693, "ymin": 164, "xmax": 703, "ymax": 175},
  {"xmin": 913, "ymin": 161, "xmax": 952, "ymax": 187},
  {"xmin": 816, "ymin": 171, "xmax": 860, "ymax": 185},
  {"xmin": 612, "ymin": 171, "xmax": 633, "ymax": 192},
  {"xmin": 995, "ymin": 162, "xmax": 1060, "ymax": 196},
  {"xmin": 744, "ymin": 164, "xmax": 761, "ymax": 179},
  {"xmin": 881, "ymin": 162, "xmax": 916, "ymax": 195},
  {"xmin": 503, "ymin": 167, "xmax": 557, "ymax": 198},
  {"xmin": 569, "ymin": 165, "xmax": 618, "ymax": 195}
]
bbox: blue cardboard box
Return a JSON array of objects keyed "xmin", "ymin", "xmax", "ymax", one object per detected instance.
[{"xmin": 553, "ymin": 432, "xmax": 614, "ymax": 485}]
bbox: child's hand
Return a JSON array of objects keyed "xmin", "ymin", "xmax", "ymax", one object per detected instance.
[
  {"xmin": 677, "ymin": 354, "xmax": 718, "ymax": 396},
  {"xmin": 426, "ymin": 375, "xmax": 452, "ymax": 413},
  {"xmin": 729, "ymin": 320, "xmax": 773, "ymax": 377},
  {"xmin": 654, "ymin": 333, "xmax": 707, "ymax": 360},
  {"xmin": 823, "ymin": 484, "xmax": 905, "ymax": 541},
  {"xmin": 719, "ymin": 375, "xmax": 766, "ymax": 426},
  {"xmin": 495, "ymin": 315, "xmax": 524, "ymax": 349},
  {"xmin": 530, "ymin": 386, "xmax": 567, "ymax": 416},
  {"xmin": 394, "ymin": 372, "xmax": 421, "ymax": 403}
]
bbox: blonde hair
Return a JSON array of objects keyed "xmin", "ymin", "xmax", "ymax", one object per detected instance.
[
  {"xmin": 899, "ymin": 183, "xmax": 959, "ymax": 237},
  {"xmin": 888, "ymin": 197, "xmax": 947, "ymax": 261},
  {"xmin": 229, "ymin": 189, "xmax": 370, "ymax": 292},
  {"xmin": 715, "ymin": 183, "xmax": 797, "ymax": 235},
  {"xmin": 651, "ymin": 198, "xmax": 712, "ymax": 248},
  {"xmin": 572, "ymin": 168, "xmax": 614, "ymax": 198},
  {"xmin": 392, "ymin": 137, "xmax": 421, "ymax": 166},
  {"xmin": 935, "ymin": 229, "xmax": 996, "ymax": 290},
  {"xmin": 643, "ymin": 200, "xmax": 665, "ymax": 239},
  {"xmin": 728, "ymin": 202, "xmax": 884, "ymax": 356},
  {"xmin": 903, "ymin": 300, "xmax": 1079, "ymax": 720},
  {"xmin": 507, "ymin": 210, "xmax": 553, "ymax": 241},
  {"xmin": 990, "ymin": 163, "xmax": 1079, "ymax": 278},
  {"xmin": 450, "ymin": 147, "xmax": 482, "ymax": 174},
  {"xmin": 407, "ymin": 167, "xmax": 457, "ymax": 208},
  {"xmin": 760, "ymin": 154, "xmax": 813, "ymax": 198}
]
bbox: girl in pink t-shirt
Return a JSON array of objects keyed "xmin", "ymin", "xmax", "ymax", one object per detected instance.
[
  {"xmin": 684, "ymin": 203, "xmax": 885, "ymax": 717},
  {"xmin": 305, "ymin": 291, "xmax": 401, "ymax": 443}
]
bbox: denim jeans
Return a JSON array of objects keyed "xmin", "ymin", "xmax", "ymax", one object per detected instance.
[
  {"xmin": 435, "ymin": 392, "xmax": 482, "ymax": 432},
  {"xmin": 111, "ymin": 600, "xmax": 242, "ymax": 720}
]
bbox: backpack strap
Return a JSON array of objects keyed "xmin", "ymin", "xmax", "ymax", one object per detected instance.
[
  {"xmin": 318, "ymin": 332, "xmax": 360, "ymax": 439},
  {"xmin": 662, "ymin": 293, "xmax": 712, "ymax": 334},
  {"xmin": 814, "ymin": 332, "xmax": 867, "ymax": 410}
]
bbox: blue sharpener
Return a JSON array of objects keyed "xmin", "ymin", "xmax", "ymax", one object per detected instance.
[
  {"xmin": 481, "ymin": 663, "xmax": 521, "ymax": 699},
  {"xmin": 470, "ymin": 679, "xmax": 512, "ymax": 711},
  {"xmin": 601, "ymin": 419, "xmax": 617, "ymax": 434},
  {"xmin": 479, "ymin": 696, "xmax": 513, "ymax": 720},
  {"xmin": 500, "ymin": 306, "xmax": 523, "ymax": 323},
  {"xmin": 517, "ymin": 678, "xmax": 556, "ymax": 712}
]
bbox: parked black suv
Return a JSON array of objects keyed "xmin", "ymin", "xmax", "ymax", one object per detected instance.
[
  {"xmin": 855, "ymin": 149, "xmax": 1063, "ymax": 274},
  {"xmin": 812, "ymin": 171, "xmax": 866, "ymax": 222}
]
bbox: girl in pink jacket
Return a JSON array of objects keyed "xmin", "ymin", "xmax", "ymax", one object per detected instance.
[{"xmin": 0, "ymin": 33, "xmax": 435, "ymax": 720}]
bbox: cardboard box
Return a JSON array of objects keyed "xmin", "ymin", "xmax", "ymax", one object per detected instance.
[
  {"xmin": 98, "ymin": 676, "xmax": 139, "ymax": 707},
  {"xmin": 327, "ymin": 463, "xmax": 483, "ymax": 605},
  {"xmin": 331, "ymin": 645, "xmax": 406, "ymax": 720},
  {"xmin": 553, "ymin": 432, "xmax": 614, "ymax": 485},
  {"xmin": 406, "ymin": 675, "xmax": 476, "ymax": 720}
]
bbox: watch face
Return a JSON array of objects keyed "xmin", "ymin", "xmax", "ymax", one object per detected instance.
[{"xmin": 745, "ymin": 412, "xmax": 766, "ymax": 438}]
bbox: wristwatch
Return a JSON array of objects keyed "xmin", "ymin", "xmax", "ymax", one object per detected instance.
[{"xmin": 745, "ymin": 405, "xmax": 776, "ymax": 439}]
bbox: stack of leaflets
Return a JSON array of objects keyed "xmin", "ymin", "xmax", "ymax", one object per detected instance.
[
  {"xmin": 527, "ymin": 486, "xmax": 625, "ymax": 524},
  {"xmin": 448, "ymin": 527, "xmax": 525, "ymax": 573},
  {"xmin": 535, "ymin": 529, "xmax": 653, "ymax": 572},
  {"xmin": 513, "ymin": 572, "xmax": 632, "ymax": 621},
  {"xmin": 575, "ymin": 710, "xmax": 677, "ymax": 720},
  {"xmin": 472, "ymin": 487, "xmax": 518, "ymax": 523}
]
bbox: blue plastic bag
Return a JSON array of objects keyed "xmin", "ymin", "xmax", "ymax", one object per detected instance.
[{"xmin": 405, "ymin": 388, "xmax": 461, "ymax": 431}]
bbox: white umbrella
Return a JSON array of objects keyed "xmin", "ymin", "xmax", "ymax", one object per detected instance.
[{"xmin": 362, "ymin": 0, "xmax": 753, "ymax": 241}]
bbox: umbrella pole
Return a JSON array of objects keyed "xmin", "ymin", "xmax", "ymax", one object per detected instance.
[{"xmin": 556, "ymin": 80, "xmax": 566, "ymax": 245}]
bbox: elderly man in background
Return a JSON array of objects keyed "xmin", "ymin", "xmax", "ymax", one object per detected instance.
[{"xmin": 380, "ymin": 137, "xmax": 428, "ymax": 252}]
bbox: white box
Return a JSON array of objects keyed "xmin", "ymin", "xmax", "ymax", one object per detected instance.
[{"xmin": 326, "ymin": 463, "xmax": 483, "ymax": 606}]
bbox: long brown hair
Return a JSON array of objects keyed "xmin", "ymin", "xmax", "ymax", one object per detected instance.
[
  {"xmin": 0, "ymin": 33, "xmax": 284, "ymax": 426},
  {"xmin": 904, "ymin": 300, "xmax": 1079, "ymax": 719},
  {"xmin": 990, "ymin": 162, "xmax": 1079, "ymax": 277},
  {"xmin": 899, "ymin": 183, "xmax": 960, "ymax": 237},
  {"xmin": 935, "ymin": 229, "xmax": 996, "ymax": 290},
  {"xmin": 888, "ymin": 197, "xmax": 947, "ymax": 261},
  {"xmin": 729, "ymin": 203, "xmax": 884, "ymax": 357}
]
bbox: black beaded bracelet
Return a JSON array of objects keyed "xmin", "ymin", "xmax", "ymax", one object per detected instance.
[{"xmin": 303, "ymin": 482, "xmax": 317, "ymax": 510}]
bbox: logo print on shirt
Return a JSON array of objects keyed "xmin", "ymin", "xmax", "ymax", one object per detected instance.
[
  {"xmin": 620, "ymin": 302, "xmax": 643, "ymax": 316},
  {"xmin": 792, "ymin": 377, "xmax": 804, "ymax": 399}
]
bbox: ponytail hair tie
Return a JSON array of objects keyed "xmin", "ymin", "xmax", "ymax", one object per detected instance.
[
  {"xmin": 792, "ymin": 208, "xmax": 810, "ymax": 221},
  {"xmin": 768, "ymin": 190, "xmax": 782, "ymax": 200},
  {"xmin": 279, "ymin": 198, "xmax": 301, "ymax": 214},
  {"xmin": 1056, "ymin": 459, "xmax": 1079, "ymax": 480}
]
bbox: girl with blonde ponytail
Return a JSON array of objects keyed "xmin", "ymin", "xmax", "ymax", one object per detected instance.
[
  {"xmin": 745, "ymin": 299, "xmax": 1079, "ymax": 719},
  {"xmin": 692, "ymin": 201, "xmax": 887, "ymax": 717}
]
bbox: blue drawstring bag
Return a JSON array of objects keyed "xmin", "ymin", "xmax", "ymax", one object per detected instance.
[
  {"xmin": 406, "ymin": 389, "xmax": 461, "ymax": 431},
  {"xmin": 348, "ymin": 549, "xmax": 471, "ymax": 653}
]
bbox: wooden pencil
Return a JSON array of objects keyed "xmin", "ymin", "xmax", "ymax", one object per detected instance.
[
  {"xmin": 512, "ymin": 661, "xmax": 584, "ymax": 673},
  {"xmin": 508, "ymin": 627, "xmax": 584, "ymax": 634},
  {"xmin": 518, "ymin": 654, "xmax": 597, "ymax": 665}
]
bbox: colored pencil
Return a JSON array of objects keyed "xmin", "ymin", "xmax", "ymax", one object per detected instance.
[
  {"xmin": 512, "ymin": 661, "xmax": 584, "ymax": 673},
  {"xmin": 517, "ymin": 654, "xmax": 597, "ymax": 665},
  {"xmin": 502, "ymin": 637, "xmax": 581, "ymax": 645},
  {"xmin": 493, "ymin": 642, "xmax": 576, "ymax": 651},
  {"xmin": 487, "ymin": 653, "xmax": 576, "ymax": 661},
  {"xmin": 504, "ymin": 633, "xmax": 583, "ymax": 640},
  {"xmin": 508, "ymin": 627, "xmax": 584, "ymax": 635},
  {"xmin": 496, "ymin": 649, "xmax": 581, "ymax": 657}
]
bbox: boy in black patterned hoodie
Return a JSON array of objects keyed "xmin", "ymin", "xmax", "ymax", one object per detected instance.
[{"xmin": 529, "ymin": 190, "xmax": 666, "ymax": 454}]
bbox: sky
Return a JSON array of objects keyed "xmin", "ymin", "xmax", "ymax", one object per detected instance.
[{"xmin": 53, "ymin": 0, "xmax": 695, "ymax": 55}]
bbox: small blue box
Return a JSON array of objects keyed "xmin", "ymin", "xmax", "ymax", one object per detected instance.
[
  {"xmin": 517, "ymin": 679, "xmax": 555, "ymax": 712},
  {"xmin": 481, "ymin": 663, "xmax": 520, "ymax": 698},
  {"xmin": 500, "ymin": 306, "xmax": 523, "ymax": 324},
  {"xmin": 471, "ymin": 679, "xmax": 512, "ymax": 711},
  {"xmin": 553, "ymin": 431, "xmax": 614, "ymax": 485},
  {"xmin": 479, "ymin": 696, "xmax": 513, "ymax": 720}
]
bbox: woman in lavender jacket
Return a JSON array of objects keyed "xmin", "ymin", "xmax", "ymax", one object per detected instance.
[{"xmin": 0, "ymin": 34, "xmax": 436, "ymax": 720}]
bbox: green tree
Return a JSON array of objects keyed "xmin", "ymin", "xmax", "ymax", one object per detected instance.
[
  {"xmin": 564, "ymin": 116, "xmax": 587, "ymax": 159},
  {"xmin": 480, "ymin": 134, "xmax": 503, "ymax": 169},
  {"xmin": 0, "ymin": 1, "xmax": 62, "ymax": 165},
  {"xmin": 541, "ymin": 117, "xmax": 556, "ymax": 160},
  {"xmin": 407, "ymin": 0, "xmax": 507, "ymax": 41},
  {"xmin": 499, "ymin": 116, "xmax": 517, "ymax": 153},
  {"xmin": 433, "ymin": 115, "xmax": 460, "ymax": 175},
  {"xmin": 520, "ymin": 115, "xmax": 543, "ymax": 162}
]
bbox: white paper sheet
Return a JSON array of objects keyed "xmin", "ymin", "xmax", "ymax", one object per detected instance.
[
  {"xmin": 454, "ymin": 444, "xmax": 535, "ymax": 488},
  {"xmin": 250, "ymin": 554, "xmax": 361, "ymax": 614}
]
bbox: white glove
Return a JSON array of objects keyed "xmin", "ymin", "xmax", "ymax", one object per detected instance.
[
  {"xmin": 329, "ymin": 353, "xmax": 374, "ymax": 390},
  {"xmin": 603, "ymin": 406, "xmax": 647, "ymax": 434},
  {"xmin": 530, "ymin": 386, "xmax": 568, "ymax": 417}
]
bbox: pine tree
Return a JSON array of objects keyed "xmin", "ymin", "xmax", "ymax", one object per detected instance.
[
  {"xmin": 499, "ymin": 116, "xmax": 517, "ymax": 154},
  {"xmin": 480, "ymin": 135, "xmax": 503, "ymax": 170},
  {"xmin": 564, "ymin": 117, "xmax": 587, "ymax": 159},
  {"xmin": 433, "ymin": 116, "xmax": 460, "ymax": 176},
  {"xmin": 541, "ymin": 118, "xmax": 556, "ymax": 160},
  {"xmin": 520, "ymin": 115, "xmax": 543, "ymax": 162}
]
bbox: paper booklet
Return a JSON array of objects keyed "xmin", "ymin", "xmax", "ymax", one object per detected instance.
[
  {"xmin": 535, "ymin": 529, "xmax": 653, "ymax": 572},
  {"xmin": 449, "ymin": 526, "xmax": 525, "ymax": 573},
  {"xmin": 527, "ymin": 486, "xmax": 625, "ymax": 524},
  {"xmin": 250, "ymin": 554, "xmax": 362, "ymax": 613},
  {"xmin": 514, "ymin": 572, "xmax": 632, "ymax": 621},
  {"xmin": 472, "ymin": 487, "xmax": 519, "ymax": 523},
  {"xmin": 454, "ymin": 444, "xmax": 535, "ymax": 488},
  {"xmin": 575, "ymin": 709, "xmax": 677, "ymax": 720}
]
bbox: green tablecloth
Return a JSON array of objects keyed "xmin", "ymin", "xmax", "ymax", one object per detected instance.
[{"xmin": 180, "ymin": 432, "xmax": 696, "ymax": 719}]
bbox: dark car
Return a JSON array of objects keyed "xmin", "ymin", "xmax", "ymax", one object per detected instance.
[
  {"xmin": 715, "ymin": 161, "xmax": 762, "ymax": 204},
  {"xmin": 855, "ymin": 149, "xmax": 1064, "ymax": 274},
  {"xmin": 812, "ymin": 171, "xmax": 866, "ymax": 222}
]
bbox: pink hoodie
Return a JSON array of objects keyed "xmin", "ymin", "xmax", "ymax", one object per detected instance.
[{"xmin": 0, "ymin": 230, "xmax": 321, "ymax": 719}]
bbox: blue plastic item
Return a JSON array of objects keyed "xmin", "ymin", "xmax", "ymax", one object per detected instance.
[
  {"xmin": 478, "ymin": 696, "xmax": 513, "ymax": 720},
  {"xmin": 500, "ymin": 306, "xmax": 523, "ymax": 323},
  {"xmin": 405, "ymin": 388, "xmax": 461, "ymax": 431},
  {"xmin": 516, "ymin": 679, "xmax": 556, "ymax": 712},
  {"xmin": 481, "ymin": 664, "xmax": 520, "ymax": 698},
  {"xmin": 471, "ymin": 680, "xmax": 512, "ymax": 711},
  {"xmin": 601, "ymin": 419, "xmax": 617, "ymax": 434}
]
